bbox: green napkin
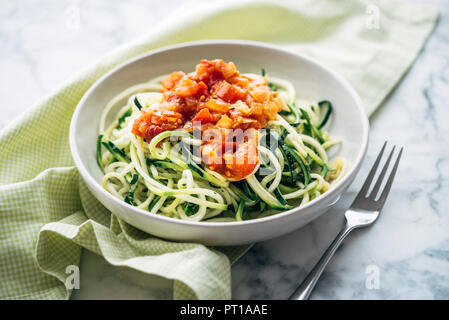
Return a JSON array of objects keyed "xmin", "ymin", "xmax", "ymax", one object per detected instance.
[{"xmin": 0, "ymin": 0, "xmax": 437, "ymax": 300}]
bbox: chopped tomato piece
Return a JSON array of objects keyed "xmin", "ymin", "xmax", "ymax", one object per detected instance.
[
  {"xmin": 174, "ymin": 77, "xmax": 208, "ymax": 97},
  {"xmin": 201, "ymin": 140, "xmax": 238, "ymax": 172},
  {"xmin": 195, "ymin": 59, "xmax": 237, "ymax": 87},
  {"xmin": 216, "ymin": 114, "xmax": 233, "ymax": 129},
  {"xmin": 211, "ymin": 81, "xmax": 246, "ymax": 104},
  {"xmin": 131, "ymin": 109, "xmax": 182, "ymax": 141},
  {"xmin": 231, "ymin": 141, "xmax": 258, "ymax": 179},
  {"xmin": 233, "ymin": 101, "xmax": 250, "ymax": 115},
  {"xmin": 201, "ymin": 142, "xmax": 223, "ymax": 171},
  {"xmin": 223, "ymin": 141, "xmax": 258, "ymax": 180},
  {"xmin": 192, "ymin": 108, "xmax": 212, "ymax": 124},
  {"xmin": 229, "ymin": 75, "xmax": 250, "ymax": 87},
  {"xmin": 206, "ymin": 98, "xmax": 229, "ymax": 113},
  {"xmin": 161, "ymin": 71, "xmax": 185, "ymax": 90},
  {"xmin": 250, "ymin": 85, "xmax": 270, "ymax": 102}
]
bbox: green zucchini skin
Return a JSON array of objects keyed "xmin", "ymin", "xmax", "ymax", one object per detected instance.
[
  {"xmin": 96, "ymin": 134, "xmax": 105, "ymax": 173},
  {"xmin": 278, "ymin": 183, "xmax": 298, "ymax": 194},
  {"xmin": 101, "ymin": 139, "xmax": 128, "ymax": 163},
  {"xmin": 299, "ymin": 108, "xmax": 324, "ymax": 143},
  {"xmin": 187, "ymin": 160, "xmax": 205, "ymax": 178},
  {"xmin": 259, "ymin": 201, "xmax": 266, "ymax": 212},
  {"xmin": 273, "ymin": 130, "xmax": 311, "ymax": 186},
  {"xmin": 285, "ymin": 103, "xmax": 302, "ymax": 126},
  {"xmin": 124, "ymin": 190, "xmax": 136, "ymax": 206},
  {"xmin": 134, "ymin": 97, "xmax": 143, "ymax": 110},
  {"xmin": 289, "ymin": 147, "xmax": 311, "ymax": 186},
  {"xmin": 117, "ymin": 107, "xmax": 132, "ymax": 128},
  {"xmin": 235, "ymin": 200, "xmax": 246, "ymax": 221},
  {"xmin": 246, "ymin": 175, "xmax": 293, "ymax": 210},
  {"xmin": 242, "ymin": 180, "xmax": 259, "ymax": 201},
  {"xmin": 279, "ymin": 140, "xmax": 296, "ymax": 185},
  {"xmin": 317, "ymin": 100, "xmax": 333, "ymax": 129},
  {"xmin": 125, "ymin": 173, "xmax": 139, "ymax": 185},
  {"xmin": 153, "ymin": 160, "xmax": 184, "ymax": 172},
  {"xmin": 260, "ymin": 68, "xmax": 277, "ymax": 91},
  {"xmin": 268, "ymin": 82, "xmax": 278, "ymax": 92},
  {"xmin": 229, "ymin": 184, "xmax": 259, "ymax": 207},
  {"xmin": 183, "ymin": 200, "xmax": 200, "ymax": 216},
  {"xmin": 148, "ymin": 195, "xmax": 161, "ymax": 211},
  {"xmin": 274, "ymin": 188, "xmax": 288, "ymax": 205}
]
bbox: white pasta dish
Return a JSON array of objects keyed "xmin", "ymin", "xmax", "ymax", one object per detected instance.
[{"xmin": 97, "ymin": 59, "xmax": 347, "ymax": 222}]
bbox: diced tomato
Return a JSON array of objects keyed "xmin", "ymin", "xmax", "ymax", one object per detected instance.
[
  {"xmin": 216, "ymin": 114, "xmax": 233, "ymax": 129},
  {"xmin": 132, "ymin": 109, "xmax": 182, "ymax": 141},
  {"xmin": 195, "ymin": 59, "xmax": 237, "ymax": 86},
  {"xmin": 192, "ymin": 108, "xmax": 212, "ymax": 124},
  {"xmin": 201, "ymin": 142, "xmax": 223, "ymax": 171},
  {"xmin": 160, "ymin": 109, "xmax": 183, "ymax": 122},
  {"xmin": 250, "ymin": 86, "xmax": 270, "ymax": 102},
  {"xmin": 205, "ymin": 140, "xmax": 257, "ymax": 180},
  {"xmin": 233, "ymin": 101, "xmax": 251, "ymax": 115},
  {"xmin": 162, "ymin": 71, "xmax": 185, "ymax": 90},
  {"xmin": 201, "ymin": 140, "xmax": 238, "ymax": 171},
  {"xmin": 226, "ymin": 141, "xmax": 258, "ymax": 180},
  {"xmin": 205, "ymin": 98, "xmax": 229, "ymax": 113},
  {"xmin": 228, "ymin": 75, "xmax": 250, "ymax": 87},
  {"xmin": 211, "ymin": 81, "xmax": 246, "ymax": 104},
  {"xmin": 174, "ymin": 77, "xmax": 208, "ymax": 97},
  {"xmin": 248, "ymin": 74, "xmax": 266, "ymax": 86}
]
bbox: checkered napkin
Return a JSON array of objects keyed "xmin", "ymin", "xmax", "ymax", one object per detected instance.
[{"xmin": 0, "ymin": 0, "xmax": 437, "ymax": 299}]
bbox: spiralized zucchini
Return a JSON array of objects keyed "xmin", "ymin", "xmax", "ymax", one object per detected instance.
[{"xmin": 97, "ymin": 73, "xmax": 348, "ymax": 222}]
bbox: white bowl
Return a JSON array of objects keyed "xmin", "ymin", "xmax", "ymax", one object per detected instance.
[{"xmin": 70, "ymin": 40, "xmax": 369, "ymax": 246}]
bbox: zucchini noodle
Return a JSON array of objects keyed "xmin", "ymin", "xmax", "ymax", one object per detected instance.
[{"xmin": 97, "ymin": 69, "xmax": 347, "ymax": 222}]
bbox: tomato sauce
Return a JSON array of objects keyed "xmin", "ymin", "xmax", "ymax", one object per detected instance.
[{"xmin": 132, "ymin": 59, "xmax": 284, "ymax": 180}]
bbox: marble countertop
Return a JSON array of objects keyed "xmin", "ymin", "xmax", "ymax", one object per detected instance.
[{"xmin": 1, "ymin": 0, "xmax": 448, "ymax": 300}]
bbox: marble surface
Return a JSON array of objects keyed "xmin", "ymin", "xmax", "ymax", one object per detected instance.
[{"xmin": 1, "ymin": 0, "xmax": 448, "ymax": 300}]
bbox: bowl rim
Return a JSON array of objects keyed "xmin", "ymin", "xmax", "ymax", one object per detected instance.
[{"xmin": 69, "ymin": 39, "xmax": 369, "ymax": 228}]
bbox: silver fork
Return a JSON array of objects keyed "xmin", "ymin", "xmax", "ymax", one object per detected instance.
[{"xmin": 289, "ymin": 141, "xmax": 403, "ymax": 300}]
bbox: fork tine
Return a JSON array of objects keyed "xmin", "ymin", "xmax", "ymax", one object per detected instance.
[
  {"xmin": 358, "ymin": 141, "xmax": 387, "ymax": 197},
  {"xmin": 377, "ymin": 147, "xmax": 403, "ymax": 205},
  {"xmin": 368, "ymin": 145, "xmax": 396, "ymax": 199}
]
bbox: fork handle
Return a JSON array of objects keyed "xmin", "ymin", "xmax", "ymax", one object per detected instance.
[{"xmin": 289, "ymin": 223, "xmax": 354, "ymax": 300}]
